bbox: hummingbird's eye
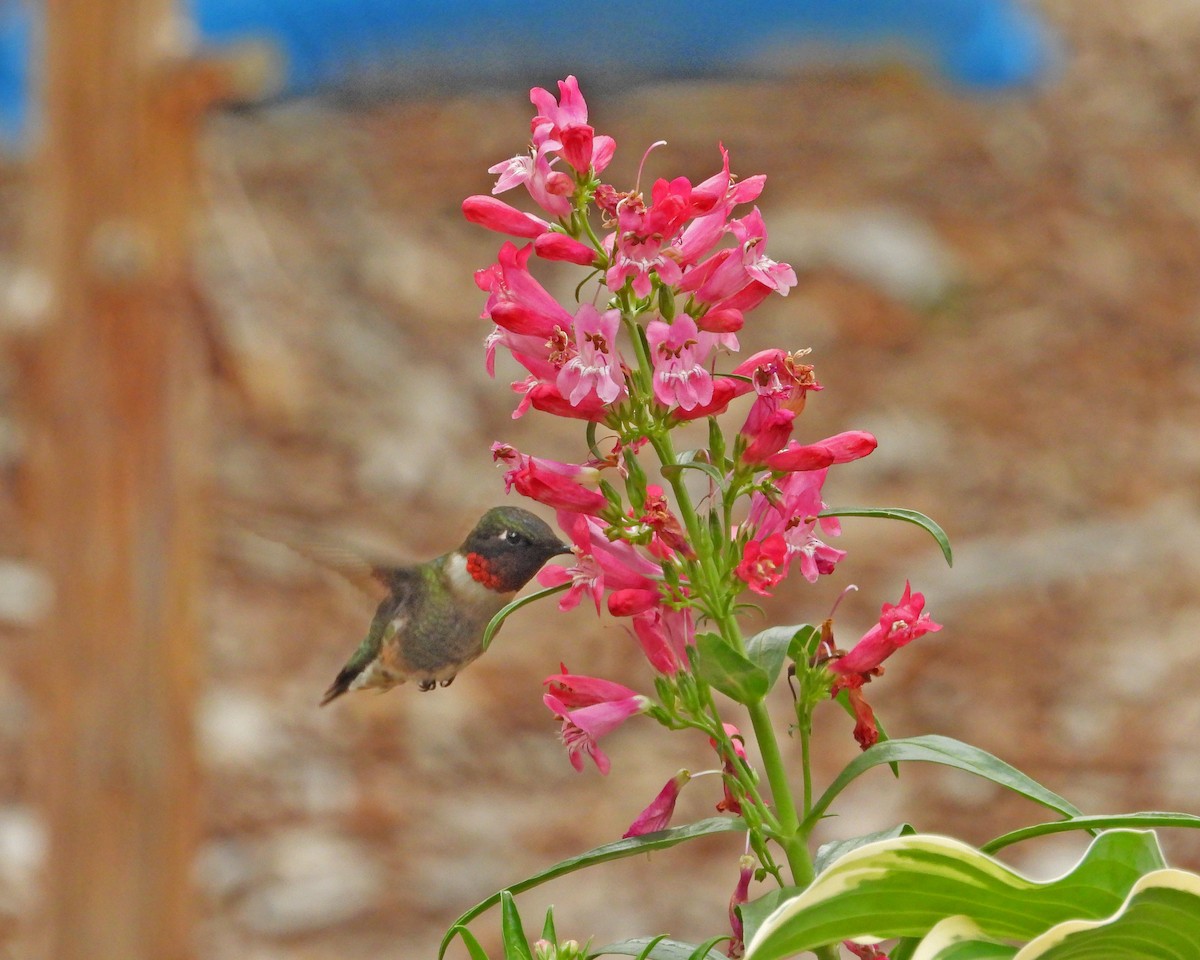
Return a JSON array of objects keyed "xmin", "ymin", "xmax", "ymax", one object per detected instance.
[{"xmin": 503, "ymin": 529, "xmax": 527, "ymax": 546}]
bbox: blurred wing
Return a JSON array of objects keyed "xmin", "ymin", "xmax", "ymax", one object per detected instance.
[{"xmin": 218, "ymin": 500, "xmax": 414, "ymax": 599}]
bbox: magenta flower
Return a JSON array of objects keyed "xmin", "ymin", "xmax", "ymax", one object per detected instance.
[
  {"xmin": 645, "ymin": 315, "xmax": 714, "ymax": 411},
  {"xmin": 632, "ymin": 604, "xmax": 694, "ymax": 674},
  {"xmin": 556, "ymin": 305, "xmax": 626, "ymax": 407},
  {"xmin": 735, "ymin": 533, "xmax": 790, "ymax": 597},
  {"xmin": 730, "ymin": 208, "xmax": 797, "ymax": 295},
  {"xmin": 829, "ymin": 582, "xmax": 942, "ymax": 678},
  {"xmin": 668, "ymin": 375, "xmax": 755, "ymax": 422},
  {"xmin": 543, "ymin": 668, "xmax": 648, "ymax": 774},
  {"xmin": 493, "ymin": 443, "xmax": 609, "ymax": 515},
  {"xmin": 461, "ymin": 195, "xmax": 550, "ymax": 239},
  {"xmin": 708, "ymin": 723, "xmax": 749, "ymax": 815},
  {"xmin": 746, "ymin": 468, "xmax": 846, "ymax": 583},
  {"xmin": 623, "ymin": 770, "xmax": 690, "ymax": 838},
  {"xmin": 512, "ymin": 378, "xmax": 611, "ymax": 422},
  {"xmin": 739, "ymin": 407, "xmax": 796, "ymax": 467},
  {"xmin": 530, "ymin": 75, "xmax": 614, "ymax": 175},
  {"xmin": 533, "ymin": 231, "xmax": 598, "ymax": 266},
  {"xmin": 638, "ymin": 484, "xmax": 695, "ymax": 559},
  {"xmin": 766, "ymin": 430, "xmax": 878, "ymax": 473},
  {"xmin": 537, "ymin": 510, "xmax": 663, "ymax": 613},
  {"xmin": 728, "ymin": 854, "xmax": 756, "ymax": 957},
  {"xmin": 478, "ymin": 242, "xmax": 575, "ymax": 339},
  {"xmin": 844, "ymin": 942, "xmax": 890, "ymax": 959}
]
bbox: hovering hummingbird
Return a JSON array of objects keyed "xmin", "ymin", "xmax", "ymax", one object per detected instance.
[{"xmin": 319, "ymin": 506, "xmax": 571, "ymax": 706}]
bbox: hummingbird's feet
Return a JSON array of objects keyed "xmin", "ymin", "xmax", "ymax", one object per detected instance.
[
  {"xmin": 439, "ymin": 677, "xmax": 455, "ymax": 688},
  {"xmin": 417, "ymin": 679, "xmax": 436, "ymax": 692}
]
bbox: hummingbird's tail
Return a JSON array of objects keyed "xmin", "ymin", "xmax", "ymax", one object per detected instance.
[{"xmin": 318, "ymin": 668, "xmax": 355, "ymax": 707}]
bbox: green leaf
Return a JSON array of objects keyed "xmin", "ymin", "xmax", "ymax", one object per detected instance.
[
  {"xmin": 906, "ymin": 917, "xmax": 1017, "ymax": 959},
  {"xmin": 659, "ymin": 459, "xmax": 728, "ymax": 491},
  {"xmin": 814, "ymin": 824, "xmax": 916, "ymax": 874},
  {"xmin": 742, "ymin": 830, "xmax": 1168, "ymax": 960},
  {"xmin": 501, "ymin": 891, "xmax": 535, "ymax": 960},
  {"xmin": 590, "ymin": 938, "xmax": 725, "ymax": 960},
  {"xmin": 438, "ymin": 818, "xmax": 746, "ymax": 959},
  {"xmin": 1023, "ymin": 869, "xmax": 1200, "ymax": 958},
  {"xmin": 694, "ymin": 632, "xmax": 769, "ymax": 704},
  {"xmin": 482, "ymin": 582, "xmax": 570, "ymax": 652},
  {"xmin": 745, "ymin": 625, "xmax": 812, "ymax": 690},
  {"xmin": 785, "ymin": 624, "xmax": 821, "ymax": 662},
  {"xmin": 982, "ymin": 811, "xmax": 1200, "ymax": 855},
  {"xmin": 541, "ymin": 905, "xmax": 557, "ymax": 944},
  {"xmin": 447, "ymin": 925, "xmax": 493, "ymax": 960},
  {"xmin": 819, "ymin": 506, "xmax": 953, "ymax": 568},
  {"xmin": 803, "ymin": 735, "xmax": 1082, "ymax": 832}
]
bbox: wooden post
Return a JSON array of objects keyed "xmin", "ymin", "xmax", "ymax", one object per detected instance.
[{"xmin": 25, "ymin": 2, "xmax": 215, "ymax": 958}]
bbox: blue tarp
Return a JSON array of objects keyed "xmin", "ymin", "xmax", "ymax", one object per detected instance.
[{"xmin": 0, "ymin": 0, "xmax": 1055, "ymax": 147}]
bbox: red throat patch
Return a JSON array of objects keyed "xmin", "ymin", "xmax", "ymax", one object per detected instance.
[{"xmin": 466, "ymin": 552, "xmax": 504, "ymax": 591}]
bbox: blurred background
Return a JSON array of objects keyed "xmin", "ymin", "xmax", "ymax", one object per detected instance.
[{"xmin": 3, "ymin": 0, "xmax": 1200, "ymax": 957}]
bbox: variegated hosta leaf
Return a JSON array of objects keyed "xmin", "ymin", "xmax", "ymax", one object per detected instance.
[{"xmin": 743, "ymin": 830, "xmax": 1168, "ymax": 960}]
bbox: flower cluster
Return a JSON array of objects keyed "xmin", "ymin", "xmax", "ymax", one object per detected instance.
[{"xmin": 462, "ymin": 77, "xmax": 942, "ymax": 954}]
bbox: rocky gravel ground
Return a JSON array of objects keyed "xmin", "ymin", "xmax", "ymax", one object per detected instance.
[{"xmin": 4, "ymin": 1, "xmax": 1200, "ymax": 957}]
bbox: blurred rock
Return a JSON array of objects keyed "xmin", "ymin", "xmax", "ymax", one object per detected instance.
[{"xmin": 237, "ymin": 828, "xmax": 385, "ymax": 937}]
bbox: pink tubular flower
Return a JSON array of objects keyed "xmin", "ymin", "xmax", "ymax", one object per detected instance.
[
  {"xmin": 827, "ymin": 584, "xmax": 942, "ymax": 751},
  {"xmin": 529, "ymin": 75, "xmax": 613, "ymax": 175},
  {"xmin": 462, "ymin": 195, "xmax": 550, "ymax": 239},
  {"xmin": 632, "ymin": 604, "xmax": 694, "ymax": 674},
  {"xmin": 492, "ymin": 442, "xmax": 609, "ymax": 515},
  {"xmin": 622, "ymin": 770, "xmax": 690, "ymax": 838},
  {"xmin": 543, "ymin": 668, "xmax": 648, "ymax": 774},
  {"xmin": 533, "ymin": 231, "xmax": 598, "ymax": 266},
  {"xmin": 829, "ymin": 582, "xmax": 942, "ymax": 678},
  {"xmin": 735, "ymin": 533, "xmax": 790, "ymax": 597},
  {"xmin": 709, "ymin": 723, "xmax": 749, "ymax": 815},
  {"xmin": 669, "ymin": 375, "xmax": 755, "ymax": 422},
  {"xmin": 479, "ymin": 242, "xmax": 575, "ymax": 339},
  {"xmin": 728, "ymin": 854, "xmax": 756, "ymax": 959},
  {"xmin": 740, "ymin": 407, "xmax": 796, "ymax": 467},
  {"xmin": 556, "ymin": 305, "xmax": 626, "ymax": 407},
  {"xmin": 639, "ymin": 485, "xmax": 695, "ymax": 559},
  {"xmin": 766, "ymin": 430, "xmax": 878, "ymax": 473},
  {"xmin": 730, "ymin": 208, "xmax": 797, "ymax": 294},
  {"xmin": 645, "ymin": 315, "xmax": 714, "ymax": 411},
  {"xmin": 538, "ymin": 510, "xmax": 664, "ymax": 614},
  {"xmin": 746, "ymin": 468, "xmax": 845, "ymax": 583}
]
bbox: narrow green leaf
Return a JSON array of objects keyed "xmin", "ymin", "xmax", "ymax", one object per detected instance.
[
  {"xmin": 695, "ymin": 632, "xmax": 769, "ymax": 704},
  {"xmin": 743, "ymin": 830, "xmax": 1167, "ymax": 960},
  {"xmin": 819, "ymin": 506, "xmax": 953, "ymax": 568},
  {"xmin": 591, "ymin": 938, "xmax": 725, "ymax": 960},
  {"xmin": 501, "ymin": 891, "xmax": 535, "ymax": 960},
  {"xmin": 745, "ymin": 625, "xmax": 811, "ymax": 690},
  {"xmin": 541, "ymin": 905, "xmax": 557, "ymax": 944},
  {"xmin": 438, "ymin": 818, "xmax": 746, "ymax": 959},
  {"xmin": 448, "ymin": 925, "xmax": 492, "ymax": 960},
  {"xmin": 687, "ymin": 936, "xmax": 732, "ymax": 960},
  {"xmin": 634, "ymin": 934, "xmax": 670, "ymax": 960},
  {"xmin": 982, "ymin": 811, "xmax": 1200, "ymax": 855},
  {"xmin": 660, "ymin": 459, "xmax": 728, "ymax": 491},
  {"xmin": 803, "ymin": 735, "xmax": 1082, "ymax": 833},
  {"xmin": 482, "ymin": 582, "xmax": 570, "ymax": 652}
]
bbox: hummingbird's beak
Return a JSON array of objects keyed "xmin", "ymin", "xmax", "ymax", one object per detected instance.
[{"xmin": 553, "ymin": 542, "xmax": 573, "ymax": 556}]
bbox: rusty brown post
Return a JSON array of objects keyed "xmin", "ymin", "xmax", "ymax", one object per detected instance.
[{"xmin": 24, "ymin": 2, "xmax": 218, "ymax": 958}]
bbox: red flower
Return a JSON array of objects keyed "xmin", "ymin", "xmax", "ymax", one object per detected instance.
[
  {"xmin": 622, "ymin": 770, "xmax": 690, "ymax": 838},
  {"xmin": 734, "ymin": 533, "xmax": 790, "ymax": 597}
]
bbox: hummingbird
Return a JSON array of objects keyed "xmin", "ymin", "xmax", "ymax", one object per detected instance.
[{"xmin": 319, "ymin": 506, "xmax": 571, "ymax": 706}]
